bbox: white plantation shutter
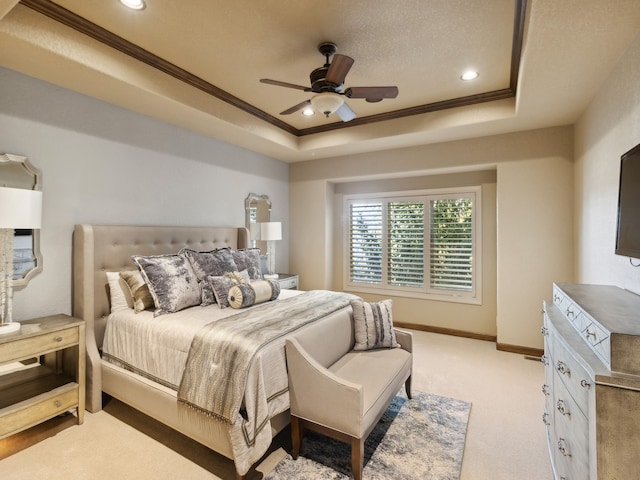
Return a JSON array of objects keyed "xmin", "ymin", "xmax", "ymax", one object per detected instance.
[
  {"xmin": 388, "ymin": 201, "xmax": 424, "ymax": 287},
  {"xmin": 346, "ymin": 188, "xmax": 480, "ymax": 303},
  {"xmin": 349, "ymin": 202, "xmax": 383, "ymax": 284},
  {"xmin": 429, "ymin": 197, "xmax": 474, "ymax": 292}
]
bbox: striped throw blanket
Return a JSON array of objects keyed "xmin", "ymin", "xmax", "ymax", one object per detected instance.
[{"xmin": 177, "ymin": 290, "xmax": 356, "ymax": 424}]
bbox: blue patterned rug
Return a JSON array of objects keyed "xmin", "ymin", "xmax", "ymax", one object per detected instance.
[{"xmin": 265, "ymin": 390, "xmax": 471, "ymax": 479}]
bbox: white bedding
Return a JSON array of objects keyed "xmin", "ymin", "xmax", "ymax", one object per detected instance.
[{"xmin": 102, "ymin": 288, "xmax": 303, "ymax": 390}]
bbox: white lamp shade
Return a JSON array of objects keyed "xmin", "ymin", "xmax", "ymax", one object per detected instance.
[
  {"xmin": 0, "ymin": 187, "xmax": 43, "ymax": 229},
  {"xmin": 310, "ymin": 93, "xmax": 344, "ymax": 115},
  {"xmin": 260, "ymin": 222, "xmax": 282, "ymax": 241}
]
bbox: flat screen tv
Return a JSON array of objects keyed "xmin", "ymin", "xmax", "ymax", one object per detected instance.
[{"xmin": 615, "ymin": 143, "xmax": 640, "ymax": 259}]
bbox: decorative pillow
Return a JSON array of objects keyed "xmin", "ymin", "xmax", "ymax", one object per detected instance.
[
  {"xmin": 228, "ymin": 279, "xmax": 280, "ymax": 309},
  {"xmin": 181, "ymin": 247, "xmax": 238, "ymax": 305},
  {"xmin": 106, "ymin": 271, "xmax": 133, "ymax": 312},
  {"xmin": 350, "ymin": 298, "xmax": 399, "ymax": 351},
  {"xmin": 231, "ymin": 248, "xmax": 262, "ymax": 281},
  {"xmin": 119, "ymin": 270, "xmax": 155, "ymax": 313},
  {"xmin": 207, "ymin": 270, "xmax": 251, "ymax": 309},
  {"xmin": 132, "ymin": 254, "xmax": 201, "ymax": 316}
]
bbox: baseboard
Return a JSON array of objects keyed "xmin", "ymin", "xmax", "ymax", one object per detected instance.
[
  {"xmin": 394, "ymin": 322, "xmax": 497, "ymax": 342},
  {"xmin": 496, "ymin": 342, "xmax": 544, "ymax": 358},
  {"xmin": 394, "ymin": 322, "xmax": 544, "ymax": 357}
]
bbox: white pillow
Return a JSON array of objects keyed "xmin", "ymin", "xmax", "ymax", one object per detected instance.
[{"xmin": 106, "ymin": 271, "xmax": 134, "ymax": 312}]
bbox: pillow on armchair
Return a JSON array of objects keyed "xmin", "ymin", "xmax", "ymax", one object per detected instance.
[{"xmin": 350, "ymin": 298, "xmax": 399, "ymax": 350}]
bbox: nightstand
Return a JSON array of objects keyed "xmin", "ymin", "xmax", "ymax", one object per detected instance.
[
  {"xmin": 0, "ymin": 314, "xmax": 85, "ymax": 439},
  {"xmin": 275, "ymin": 273, "xmax": 299, "ymax": 290}
]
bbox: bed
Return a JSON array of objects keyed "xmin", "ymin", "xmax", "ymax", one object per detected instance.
[{"xmin": 72, "ymin": 224, "xmax": 355, "ymax": 479}]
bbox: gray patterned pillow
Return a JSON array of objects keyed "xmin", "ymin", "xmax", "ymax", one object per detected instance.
[
  {"xmin": 350, "ymin": 298, "xmax": 399, "ymax": 350},
  {"xmin": 132, "ymin": 254, "xmax": 201, "ymax": 316},
  {"xmin": 181, "ymin": 247, "xmax": 238, "ymax": 305},
  {"xmin": 232, "ymin": 248, "xmax": 262, "ymax": 281},
  {"xmin": 208, "ymin": 275, "xmax": 235, "ymax": 309}
]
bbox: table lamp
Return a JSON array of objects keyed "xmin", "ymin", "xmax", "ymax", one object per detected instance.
[
  {"xmin": 260, "ymin": 222, "xmax": 282, "ymax": 278},
  {"xmin": 0, "ymin": 187, "xmax": 43, "ymax": 335}
]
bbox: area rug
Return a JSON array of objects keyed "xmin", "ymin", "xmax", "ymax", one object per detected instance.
[{"xmin": 265, "ymin": 390, "xmax": 471, "ymax": 480}]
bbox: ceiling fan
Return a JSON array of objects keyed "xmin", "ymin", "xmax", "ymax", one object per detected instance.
[{"xmin": 260, "ymin": 42, "xmax": 399, "ymax": 122}]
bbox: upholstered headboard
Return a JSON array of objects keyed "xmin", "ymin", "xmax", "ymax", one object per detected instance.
[{"xmin": 72, "ymin": 224, "xmax": 249, "ymax": 409}]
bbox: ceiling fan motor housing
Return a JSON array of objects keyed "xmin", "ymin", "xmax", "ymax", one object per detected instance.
[{"xmin": 310, "ymin": 66, "xmax": 340, "ymax": 93}]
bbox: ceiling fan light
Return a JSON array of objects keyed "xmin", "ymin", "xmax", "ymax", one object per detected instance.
[
  {"xmin": 120, "ymin": 0, "xmax": 146, "ymax": 10},
  {"xmin": 302, "ymin": 107, "xmax": 315, "ymax": 116},
  {"xmin": 310, "ymin": 93, "xmax": 344, "ymax": 117}
]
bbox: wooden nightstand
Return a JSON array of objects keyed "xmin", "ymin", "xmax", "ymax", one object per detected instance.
[
  {"xmin": 0, "ymin": 314, "xmax": 85, "ymax": 439},
  {"xmin": 274, "ymin": 273, "xmax": 299, "ymax": 290}
]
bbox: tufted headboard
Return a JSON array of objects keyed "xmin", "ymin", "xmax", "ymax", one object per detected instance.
[{"xmin": 72, "ymin": 224, "xmax": 249, "ymax": 408}]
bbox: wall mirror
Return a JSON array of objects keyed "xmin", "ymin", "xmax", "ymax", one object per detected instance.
[
  {"xmin": 0, "ymin": 153, "xmax": 42, "ymax": 289},
  {"xmin": 245, "ymin": 193, "xmax": 271, "ymax": 252}
]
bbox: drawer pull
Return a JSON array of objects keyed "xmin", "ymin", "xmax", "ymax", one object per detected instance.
[
  {"xmin": 554, "ymin": 294, "xmax": 560, "ymax": 302},
  {"xmin": 540, "ymin": 326, "xmax": 548, "ymax": 336},
  {"xmin": 580, "ymin": 379, "xmax": 591, "ymax": 389},
  {"xmin": 557, "ymin": 438, "xmax": 571, "ymax": 457},
  {"xmin": 541, "ymin": 355, "xmax": 549, "ymax": 366},
  {"xmin": 542, "ymin": 384, "xmax": 550, "ymax": 396},
  {"xmin": 585, "ymin": 328, "xmax": 597, "ymax": 343},
  {"xmin": 556, "ymin": 399, "xmax": 571, "ymax": 417},
  {"xmin": 542, "ymin": 413, "xmax": 550, "ymax": 426},
  {"xmin": 556, "ymin": 360, "xmax": 571, "ymax": 377},
  {"xmin": 565, "ymin": 308, "xmax": 575, "ymax": 318},
  {"xmin": 54, "ymin": 400, "xmax": 62, "ymax": 408},
  {"xmin": 55, "ymin": 336, "xmax": 63, "ymax": 342}
]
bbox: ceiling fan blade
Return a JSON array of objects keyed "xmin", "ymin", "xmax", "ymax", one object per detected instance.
[
  {"xmin": 280, "ymin": 100, "xmax": 312, "ymax": 115},
  {"xmin": 345, "ymin": 86, "xmax": 399, "ymax": 102},
  {"xmin": 325, "ymin": 54, "xmax": 354, "ymax": 86},
  {"xmin": 260, "ymin": 79, "xmax": 311, "ymax": 92},
  {"xmin": 336, "ymin": 102, "xmax": 357, "ymax": 122}
]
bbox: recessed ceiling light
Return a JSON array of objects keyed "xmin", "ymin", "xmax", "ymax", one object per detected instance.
[
  {"xmin": 120, "ymin": 0, "xmax": 146, "ymax": 10},
  {"xmin": 461, "ymin": 70, "xmax": 479, "ymax": 81}
]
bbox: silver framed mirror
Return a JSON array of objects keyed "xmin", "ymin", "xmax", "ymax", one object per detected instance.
[
  {"xmin": 0, "ymin": 153, "xmax": 42, "ymax": 289},
  {"xmin": 245, "ymin": 193, "xmax": 271, "ymax": 252}
]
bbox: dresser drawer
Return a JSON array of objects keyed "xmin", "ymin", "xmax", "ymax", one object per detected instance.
[
  {"xmin": 0, "ymin": 327, "xmax": 79, "ymax": 364},
  {"xmin": 546, "ymin": 321, "xmax": 593, "ymax": 418},
  {"xmin": 553, "ymin": 376, "xmax": 589, "ymax": 479}
]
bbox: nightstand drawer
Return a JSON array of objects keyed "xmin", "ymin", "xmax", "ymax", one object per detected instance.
[
  {"xmin": 0, "ymin": 383, "xmax": 78, "ymax": 438},
  {"xmin": 0, "ymin": 327, "xmax": 79, "ymax": 364},
  {"xmin": 274, "ymin": 274, "xmax": 299, "ymax": 290}
]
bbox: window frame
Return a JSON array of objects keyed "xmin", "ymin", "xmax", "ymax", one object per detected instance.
[{"xmin": 343, "ymin": 186, "xmax": 482, "ymax": 305}]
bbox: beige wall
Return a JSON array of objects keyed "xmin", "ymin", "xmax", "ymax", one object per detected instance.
[
  {"xmin": 574, "ymin": 32, "xmax": 640, "ymax": 295},
  {"xmin": 290, "ymin": 126, "xmax": 574, "ymax": 349}
]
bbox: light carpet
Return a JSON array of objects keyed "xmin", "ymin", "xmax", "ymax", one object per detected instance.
[{"xmin": 265, "ymin": 390, "xmax": 471, "ymax": 480}]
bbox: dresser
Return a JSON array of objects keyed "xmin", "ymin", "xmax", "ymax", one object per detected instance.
[
  {"xmin": 542, "ymin": 283, "xmax": 640, "ymax": 480},
  {"xmin": 0, "ymin": 314, "xmax": 85, "ymax": 439}
]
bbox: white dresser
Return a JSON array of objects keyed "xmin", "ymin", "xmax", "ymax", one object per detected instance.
[{"xmin": 542, "ymin": 283, "xmax": 640, "ymax": 480}]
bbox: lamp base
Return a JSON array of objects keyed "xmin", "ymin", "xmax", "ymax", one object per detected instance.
[{"xmin": 0, "ymin": 322, "xmax": 21, "ymax": 336}]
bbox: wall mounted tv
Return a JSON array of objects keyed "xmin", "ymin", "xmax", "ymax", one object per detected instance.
[{"xmin": 615, "ymin": 143, "xmax": 640, "ymax": 259}]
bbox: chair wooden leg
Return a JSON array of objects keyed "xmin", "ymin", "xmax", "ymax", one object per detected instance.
[
  {"xmin": 351, "ymin": 437, "xmax": 364, "ymax": 480},
  {"xmin": 291, "ymin": 416, "xmax": 303, "ymax": 459},
  {"xmin": 405, "ymin": 375, "xmax": 413, "ymax": 399}
]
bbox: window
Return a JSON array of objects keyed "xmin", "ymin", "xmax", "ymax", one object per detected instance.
[{"xmin": 345, "ymin": 187, "xmax": 481, "ymax": 303}]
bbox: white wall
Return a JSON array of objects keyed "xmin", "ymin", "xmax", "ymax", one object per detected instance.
[
  {"xmin": 0, "ymin": 67, "xmax": 289, "ymax": 322},
  {"xmin": 574, "ymin": 32, "xmax": 640, "ymax": 294}
]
